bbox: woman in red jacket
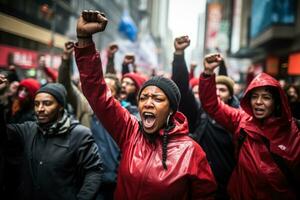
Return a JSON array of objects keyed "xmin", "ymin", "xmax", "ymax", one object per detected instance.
[
  {"xmin": 199, "ymin": 53, "xmax": 300, "ymax": 200},
  {"xmin": 75, "ymin": 10, "xmax": 216, "ymax": 200}
]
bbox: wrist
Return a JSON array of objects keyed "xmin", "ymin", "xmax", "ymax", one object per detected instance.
[
  {"xmin": 62, "ymin": 54, "xmax": 70, "ymax": 60},
  {"xmin": 203, "ymin": 69, "xmax": 214, "ymax": 76},
  {"xmin": 77, "ymin": 37, "xmax": 93, "ymax": 48},
  {"xmin": 174, "ymin": 50, "xmax": 184, "ymax": 55}
]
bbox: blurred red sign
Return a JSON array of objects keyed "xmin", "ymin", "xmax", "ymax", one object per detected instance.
[
  {"xmin": 0, "ymin": 45, "xmax": 61, "ymax": 69},
  {"xmin": 288, "ymin": 52, "xmax": 300, "ymax": 75}
]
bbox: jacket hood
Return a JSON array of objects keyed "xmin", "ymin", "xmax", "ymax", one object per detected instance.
[
  {"xmin": 158, "ymin": 111, "xmax": 189, "ymax": 136},
  {"xmin": 240, "ymin": 73, "xmax": 291, "ymax": 121}
]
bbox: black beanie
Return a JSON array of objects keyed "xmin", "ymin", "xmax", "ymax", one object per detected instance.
[
  {"xmin": 138, "ymin": 76, "xmax": 181, "ymax": 112},
  {"xmin": 36, "ymin": 83, "xmax": 67, "ymax": 107}
]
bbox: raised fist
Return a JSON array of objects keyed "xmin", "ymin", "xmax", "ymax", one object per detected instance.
[
  {"xmin": 203, "ymin": 53, "xmax": 223, "ymax": 75},
  {"xmin": 62, "ymin": 41, "xmax": 75, "ymax": 60},
  {"xmin": 174, "ymin": 36, "xmax": 190, "ymax": 54},
  {"xmin": 107, "ymin": 43, "xmax": 119, "ymax": 58},
  {"xmin": 123, "ymin": 54, "xmax": 135, "ymax": 65},
  {"xmin": 76, "ymin": 10, "xmax": 108, "ymax": 37}
]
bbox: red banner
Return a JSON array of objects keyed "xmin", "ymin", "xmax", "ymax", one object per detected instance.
[{"xmin": 0, "ymin": 45, "xmax": 61, "ymax": 69}]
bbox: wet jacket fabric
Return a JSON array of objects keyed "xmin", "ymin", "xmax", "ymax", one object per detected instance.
[
  {"xmin": 5, "ymin": 116, "xmax": 103, "ymax": 200},
  {"xmin": 172, "ymin": 54, "xmax": 238, "ymax": 199},
  {"xmin": 75, "ymin": 43, "xmax": 217, "ymax": 200},
  {"xmin": 199, "ymin": 73, "xmax": 300, "ymax": 200}
]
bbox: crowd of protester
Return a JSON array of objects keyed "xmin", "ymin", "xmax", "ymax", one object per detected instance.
[{"xmin": 0, "ymin": 10, "xmax": 299, "ymax": 200}]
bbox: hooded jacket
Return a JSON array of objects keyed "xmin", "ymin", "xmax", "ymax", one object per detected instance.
[
  {"xmin": 199, "ymin": 72, "xmax": 300, "ymax": 200},
  {"xmin": 75, "ymin": 43, "xmax": 217, "ymax": 200}
]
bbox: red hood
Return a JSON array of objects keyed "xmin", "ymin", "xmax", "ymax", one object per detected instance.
[
  {"xmin": 158, "ymin": 111, "xmax": 189, "ymax": 136},
  {"xmin": 240, "ymin": 73, "xmax": 292, "ymax": 122}
]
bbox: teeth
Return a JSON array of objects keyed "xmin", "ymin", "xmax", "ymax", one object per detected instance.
[{"xmin": 143, "ymin": 112, "xmax": 154, "ymax": 117}]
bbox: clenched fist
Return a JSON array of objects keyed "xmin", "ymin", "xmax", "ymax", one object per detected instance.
[
  {"xmin": 203, "ymin": 53, "xmax": 223, "ymax": 75},
  {"xmin": 77, "ymin": 10, "xmax": 108, "ymax": 37},
  {"xmin": 174, "ymin": 36, "xmax": 190, "ymax": 54}
]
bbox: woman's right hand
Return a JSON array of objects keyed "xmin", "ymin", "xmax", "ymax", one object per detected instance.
[{"xmin": 203, "ymin": 53, "xmax": 223, "ymax": 75}]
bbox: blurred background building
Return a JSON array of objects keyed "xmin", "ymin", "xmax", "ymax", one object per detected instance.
[
  {"xmin": 203, "ymin": 0, "xmax": 300, "ymax": 84},
  {"xmin": 0, "ymin": 0, "xmax": 299, "ymax": 83},
  {"xmin": 0, "ymin": 0, "xmax": 169, "ymax": 77}
]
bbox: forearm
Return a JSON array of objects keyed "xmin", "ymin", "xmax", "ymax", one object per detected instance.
[
  {"xmin": 75, "ymin": 42, "xmax": 136, "ymax": 148},
  {"xmin": 199, "ymin": 73, "xmax": 240, "ymax": 132},
  {"xmin": 58, "ymin": 59, "xmax": 72, "ymax": 89},
  {"xmin": 122, "ymin": 63, "xmax": 130, "ymax": 75},
  {"xmin": 172, "ymin": 53, "xmax": 189, "ymax": 92},
  {"xmin": 106, "ymin": 56, "xmax": 116, "ymax": 74}
]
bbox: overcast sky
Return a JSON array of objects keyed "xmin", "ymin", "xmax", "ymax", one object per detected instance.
[
  {"xmin": 168, "ymin": 0, "xmax": 206, "ymax": 64},
  {"xmin": 169, "ymin": 0, "xmax": 206, "ymax": 48}
]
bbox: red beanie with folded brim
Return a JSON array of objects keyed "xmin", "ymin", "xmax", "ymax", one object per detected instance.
[
  {"xmin": 123, "ymin": 73, "xmax": 147, "ymax": 92},
  {"xmin": 19, "ymin": 78, "xmax": 41, "ymax": 100}
]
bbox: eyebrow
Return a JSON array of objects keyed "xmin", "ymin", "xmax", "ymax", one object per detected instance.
[{"xmin": 141, "ymin": 93, "xmax": 164, "ymax": 97}]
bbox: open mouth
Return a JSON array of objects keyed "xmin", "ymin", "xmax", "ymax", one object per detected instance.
[
  {"xmin": 254, "ymin": 108, "xmax": 265, "ymax": 115},
  {"xmin": 142, "ymin": 112, "xmax": 156, "ymax": 129}
]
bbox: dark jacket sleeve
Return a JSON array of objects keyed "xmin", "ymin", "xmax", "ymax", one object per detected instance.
[
  {"xmin": 58, "ymin": 58, "xmax": 78, "ymax": 112},
  {"xmin": 74, "ymin": 125, "xmax": 103, "ymax": 200},
  {"xmin": 172, "ymin": 54, "xmax": 200, "ymax": 132},
  {"xmin": 121, "ymin": 63, "xmax": 130, "ymax": 75},
  {"xmin": 106, "ymin": 55, "xmax": 116, "ymax": 74}
]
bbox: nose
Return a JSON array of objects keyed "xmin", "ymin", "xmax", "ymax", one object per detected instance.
[
  {"xmin": 37, "ymin": 104, "xmax": 45, "ymax": 112},
  {"xmin": 144, "ymin": 98, "xmax": 153, "ymax": 108},
  {"xmin": 255, "ymin": 96, "xmax": 263, "ymax": 104}
]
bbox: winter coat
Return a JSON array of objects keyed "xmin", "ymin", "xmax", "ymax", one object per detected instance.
[
  {"xmin": 4, "ymin": 116, "xmax": 103, "ymax": 200},
  {"xmin": 75, "ymin": 43, "xmax": 217, "ymax": 200},
  {"xmin": 199, "ymin": 73, "xmax": 300, "ymax": 200}
]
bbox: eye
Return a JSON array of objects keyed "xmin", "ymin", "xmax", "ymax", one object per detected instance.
[
  {"xmin": 139, "ymin": 96, "xmax": 146, "ymax": 101},
  {"xmin": 251, "ymin": 94, "xmax": 258, "ymax": 100},
  {"xmin": 155, "ymin": 97, "xmax": 163, "ymax": 102},
  {"xmin": 263, "ymin": 95, "xmax": 272, "ymax": 100},
  {"xmin": 44, "ymin": 101, "xmax": 52, "ymax": 106},
  {"xmin": 34, "ymin": 102, "xmax": 40, "ymax": 107}
]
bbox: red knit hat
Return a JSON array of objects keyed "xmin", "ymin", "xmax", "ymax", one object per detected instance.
[
  {"xmin": 122, "ymin": 73, "xmax": 147, "ymax": 91},
  {"xmin": 19, "ymin": 78, "xmax": 41, "ymax": 100},
  {"xmin": 189, "ymin": 77, "xmax": 199, "ymax": 89}
]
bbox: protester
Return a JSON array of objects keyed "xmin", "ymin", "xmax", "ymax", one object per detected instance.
[
  {"xmin": 58, "ymin": 41, "xmax": 93, "ymax": 128},
  {"xmin": 172, "ymin": 36, "xmax": 238, "ymax": 200},
  {"xmin": 9, "ymin": 78, "xmax": 40, "ymax": 123},
  {"xmin": 75, "ymin": 10, "xmax": 216, "ymax": 199},
  {"xmin": 199, "ymin": 53, "xmax": 300, "ymax": 200},
  {"xmin": 59, "ymin": 41, "xmax": 120, "ymax": 200},
  {"xmin": 284, "ymin": 84, "xmax": 300, "ymax": 119},
  {"xmin": 0, "ymin": 78, "xmax": 103, "ymax": 200}
]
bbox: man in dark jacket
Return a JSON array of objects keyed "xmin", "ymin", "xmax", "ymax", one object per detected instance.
[
  {"xmin": 0, "ymin": 79, "xmax": 103, "ymax": 200},
  {"xmin": 172, "ymin": 36, "xmax": 239, "ymax": 200}
]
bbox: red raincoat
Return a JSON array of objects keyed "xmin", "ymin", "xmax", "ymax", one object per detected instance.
[
  {"xmin": 75, "ymin": 43, "xmax": 216, "ymax": 200},
  {"xmin": 199, "ymin": 73, "xmax": 300, "ymax": 200}
]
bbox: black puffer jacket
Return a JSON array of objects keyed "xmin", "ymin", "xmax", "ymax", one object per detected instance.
[{"xmin": 4, "ymin": 115, "xmax": 103, "ymax": 200}]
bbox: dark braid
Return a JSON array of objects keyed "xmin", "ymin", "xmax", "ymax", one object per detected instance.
[{"xmin": 162, "ymin": 131, "xmax": 168, "ymax": 170}]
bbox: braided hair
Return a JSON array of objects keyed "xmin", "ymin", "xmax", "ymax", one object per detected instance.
[{"xmin": 162, "ymin": 131, "xmax": 168, "ymax": 169}]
